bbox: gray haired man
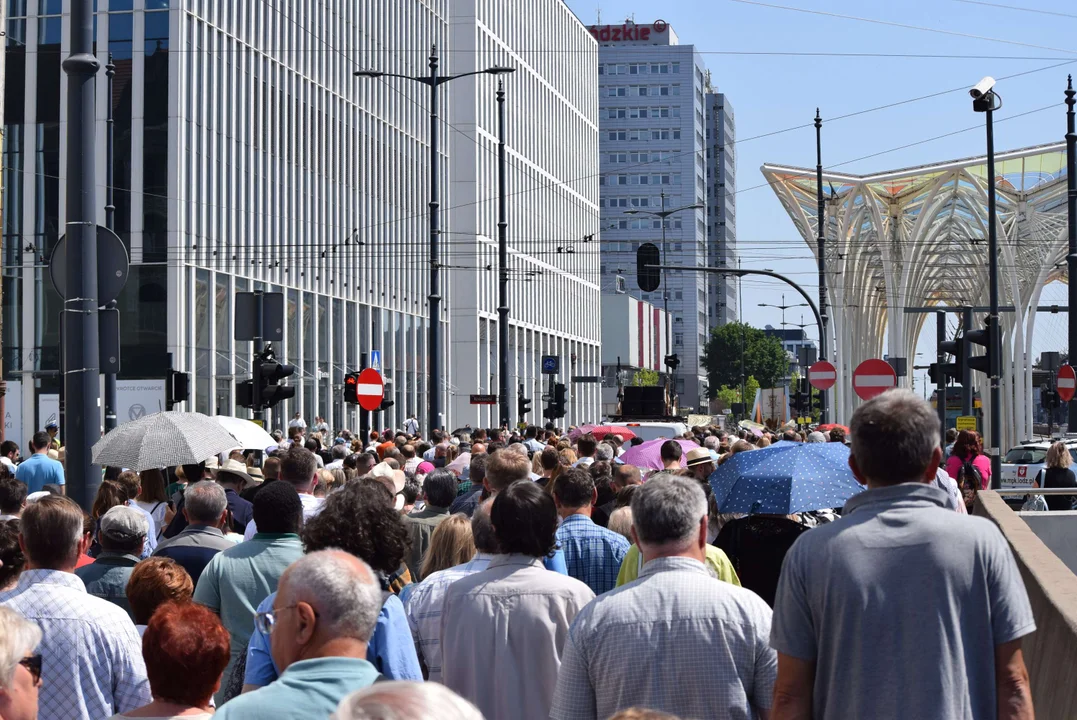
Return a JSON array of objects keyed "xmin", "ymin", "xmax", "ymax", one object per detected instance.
[
  {"xmin": 213, "ymin": 550, "xmax": 383, "ymax": 720},
  {"xmin": 770, "ymin": 389, "xmax": 1035, "ymax": 720},
  {"xmin": 153, "ymin": 480, "xmax": 234, "ymax": 584},
  {"xmin": 550, "ymin": 473, "xmax": 776, "ymax": 720}
]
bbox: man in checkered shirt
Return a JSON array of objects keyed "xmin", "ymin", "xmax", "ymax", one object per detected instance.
[
  {"xmin": 0, "ymin": 496, "xmax": 151, "ymax": 720},
  {"xmin": 552, "ymin": 467, "xmax": 629, "ymax": 595},
  {"xmin": 550, "ymin": 473, "xmax": 776, "ymax": 720}
]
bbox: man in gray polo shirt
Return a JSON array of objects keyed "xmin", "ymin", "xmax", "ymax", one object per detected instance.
[{"xmin": 770, "ymin": 389, "xmax": 1035, "ymax": 720}]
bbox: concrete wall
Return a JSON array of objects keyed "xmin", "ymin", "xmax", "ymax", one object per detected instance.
[
  {"xmin": 975, "ymin": 492, "xmax": 1077, "ymax": 720},
  {"xmin": 1017, "ymin": 510, "xmax": 1077, "ymax": 575}
]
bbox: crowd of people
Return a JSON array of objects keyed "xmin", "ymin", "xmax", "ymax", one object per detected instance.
[{"xmin": 0, "ymin": 393, "xmax": 1037, "ymax": 719}]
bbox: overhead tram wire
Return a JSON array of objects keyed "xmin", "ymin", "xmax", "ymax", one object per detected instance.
[
  {"xmin": 950, "ymin": 0, "xmax": 1077, "ymax": 20},
  {"xmin": 728, "ymin": 0, "xmax": 1077, "ymax": 56},
  {"xmin": 8, "ymin": 54, "xmax": 1072, "ymax": 272},
  {"xmin": 252, "ymin": 0, "xmax": 1077, "ymax": 256}
]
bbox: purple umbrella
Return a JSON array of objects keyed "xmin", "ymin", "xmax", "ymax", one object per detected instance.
[{"xmin": 619, "ymin": 438, "xmax": 700, "ymax": 471}]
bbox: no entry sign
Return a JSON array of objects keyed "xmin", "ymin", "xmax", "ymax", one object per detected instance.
[
  {"xmin": 1058, "ymin": 364, "xmax": 1076, "ymax": 403},
  {"xmin": 808, "ymin": 360, "xmax": 837, "ymax": 391},
  {"xmin": 852, "ymin": 359, "xmax": 897, "ymax": 401},
  {"xmin": 356, "ymin": 368, "xmax": 385, "ymax": 411}
]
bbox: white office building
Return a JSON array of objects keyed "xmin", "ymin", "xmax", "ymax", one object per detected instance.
[
  {"xmin": 0, "ymin": 0, "xmax": 600, "ymax": 439},
  {"xmin": 447, "ymin": 0, "xmax": 601, "ymax": 429}
]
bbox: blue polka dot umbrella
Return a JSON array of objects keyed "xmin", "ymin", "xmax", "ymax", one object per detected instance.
[{"xmin": 709, "ymin": 440, "xmax": 866, "ymax": 514}]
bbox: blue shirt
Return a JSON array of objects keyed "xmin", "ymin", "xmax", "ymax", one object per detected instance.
[
  {"xmin": 555, "ymin": 513, "xmax": 630, "ymax": 595},
  {"xmin": 215, "ymin": 656, "xmax": 379, "ymax": 720},
  {"xmin": 15, "ymin": 452, "xmax": 65, "ymax": 493},
  {"xmin": 245, "ymin": 591, "xmax": 422, "ymax": 685}
]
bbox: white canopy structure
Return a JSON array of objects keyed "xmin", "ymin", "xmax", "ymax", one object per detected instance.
[{"xmin": 762, "ymin": 141, "xmax": 1070, "ymax": 449}]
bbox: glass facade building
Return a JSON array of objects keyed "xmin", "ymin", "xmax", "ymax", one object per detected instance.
[{"xmin": 1, "ymin": 0, "xmax": 600, "ymax": 436}]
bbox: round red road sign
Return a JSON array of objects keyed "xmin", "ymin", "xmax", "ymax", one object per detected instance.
[
  {"xmin": 852, "ymin": 359, "xmax": 897, "ymax": 401},
  {"xmin": 356, "ymin": 368, "xmax": 385, "ymax": 412},
  {"xmin": 808, "ymin": 360, "xmax": 837, "ymax": 391},
  {"xmin": 1058, "ymin": 364, "xmax": 1076, "ymax": 403}
]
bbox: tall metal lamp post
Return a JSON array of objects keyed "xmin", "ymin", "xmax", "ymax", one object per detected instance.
[
  {"xmin": 759, "ymin": 294, "xmax": 808, "ymax": 392},
  {"xmin": 1065, "ymin": 75, "xmax": 1077, "ymax": 432},
  {"xmin": 972, "ymin": 76, "xmax": 1003, "ymax": 486},
  {"xmin": 355, "ymin": 46, "xmax": 514, "ymax": 437}
]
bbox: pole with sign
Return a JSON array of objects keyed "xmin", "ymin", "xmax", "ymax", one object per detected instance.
[
  {"xmin": 1058, "ymin": 364, "xmax": 1076, "ymax": 403},
  {"xmin": 852, "ymin": 359, "xmax": 897, "ymax": 401},
  {"xmin": 356, "ymin": 368, "xmax": 385, "ymax": 412}
]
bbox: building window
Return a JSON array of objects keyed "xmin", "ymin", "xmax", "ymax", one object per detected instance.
[{"xmin": 143, "ymin": 9, "xmax": 169, "ymax": 262}]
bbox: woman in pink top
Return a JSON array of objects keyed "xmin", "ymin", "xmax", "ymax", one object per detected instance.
[{"xmin": 945, "ymin": 430, "xmax": 991, "ymax": 490}]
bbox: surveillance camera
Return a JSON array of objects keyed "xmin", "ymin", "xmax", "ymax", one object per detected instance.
[{"xmin": 969, "ymin": 76, "xmax": 996, "ymax": 100}]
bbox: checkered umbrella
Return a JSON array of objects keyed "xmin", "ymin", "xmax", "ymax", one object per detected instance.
[{"xmin": 92, "ymin": 410, "xmax": 242, "ymax": 471}]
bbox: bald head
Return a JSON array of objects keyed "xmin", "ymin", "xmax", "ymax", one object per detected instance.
[{"xmin": 279, "ymin": 550, "xmax": 382, "ymax": 643}]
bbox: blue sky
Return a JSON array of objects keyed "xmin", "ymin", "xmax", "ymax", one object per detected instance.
[{"xmin": 564, "ymin": 0, "xmax": 1076, "ymax": 394}]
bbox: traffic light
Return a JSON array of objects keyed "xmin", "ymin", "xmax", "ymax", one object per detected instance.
[
  {"xmin": 1042, "ymin": 384, "xmax": 1061, "ymax": 411},
  {"xmin": 518, "ymin": 395, "xmax": 532, "ymax": 418},
  {"xmin": 931, "ymin": 333, "xmax": 964, "ymax": 385},
  {"xmin": 236, "ymin": 380, "xmax": 255, "ymax": 410},
  {"xmin": 377, "ymin": 398, "xmax": 395, "ymax": 413},
  {"xmin": 797, "ymin": 378, "xmax": 810, "ymax": 420},
  {"xmin": 256, "ymin": 344, "xmax": 297, "ymax": 409},
  {"xmin": 966, "ymin": 317, "xmax": 992, "ymax": 375},
  {"xmin": 342, "ymin": 373, "xmax": 359, "ymax": 405},
  {"xmin": 636, "ymin": 242, "xmax": 661, "ymax": 292},
  {"xmin": 166, "ymin": 369, "xmax": 190, "ymax": 410},
  {"xmin": 664, "ymin": 353, "xmax": 680, "ymax": 371},
  {"xmin": 547, "ymin": 383, "xmax": 567, "ymax": 419}
]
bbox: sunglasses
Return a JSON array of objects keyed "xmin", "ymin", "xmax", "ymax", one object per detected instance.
[{"xmin": 19, "ymin": 654, "xmax": 41, "ymax": 685}]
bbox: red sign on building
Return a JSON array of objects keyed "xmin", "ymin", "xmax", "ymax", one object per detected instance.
[{"xmin": 587, "ymin": 20, "xmax": 668, "ymax": 43}]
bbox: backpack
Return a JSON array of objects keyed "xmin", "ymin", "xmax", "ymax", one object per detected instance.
[{"xmin": 956, "ymin": 460, "xmax": 984, "ymax": 512}]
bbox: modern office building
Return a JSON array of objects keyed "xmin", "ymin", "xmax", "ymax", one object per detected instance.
[
  {"xmin": 705, "ymin": 89, "xmax": 738, "ymax": 326},
  {"xmin": 446, "ymin": 0, "xmax": 601, "ymax": 429},
  {"xmin": 763, "ymin": 325, "xmax": 817, "ymax": 390},
  {"xmin": 0, "ymin": 0, "xmax": 600, "ymax": 440},
  {"xmin": 593, "ymin": 20, "xmax": 713, "ymax": 411}
]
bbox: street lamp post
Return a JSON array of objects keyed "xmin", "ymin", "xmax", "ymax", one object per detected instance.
[
  {"xmin": 1066, "ymin": 75, "xmax": 1077, "ymax": 432},
  {"xmin": 625, "ymin": 192, "xmax": 703, "ymax": 397},
  {"xmin": 759, "ymin": 294, "xmax": 808, "ymax": 394},
  {"xmin": 814, "ymin": 111, "xmax": 830, "ymax": 424},
  {"xmin": 356, "ymin": 46, "xmax": 514, "ymax": 437},
  {"xmin": 973, "ymin": 78, "xmax": 1002, "ymax": 487},
  {"xmin": 496, "ymin": 81, "xmax": 510, "ymax": 429}
]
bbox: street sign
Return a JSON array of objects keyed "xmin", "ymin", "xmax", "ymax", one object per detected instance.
[
  {"xmin": 234, "ymin": 292, "xmax": 285, "ymax": 341},
  {"xmin": 572, "ymin": 375, "xmax": 601, "ymax": 383},
  {"xmin": 370, "ymin": 350, "xmax": 382, "ymax": 372},
  {"xmin": 541, "ymin": 355, "xmax": 560, "ymax": 375},
  {"xmin": 808, "ymin": 360, "xmax": 837, "ymax": 390},
  {"xmin": 356, "ymin": 368, "xmax": 384, "ymax": 411},
  {"xmin": 470, "ymin": 394, "xmax": 498, "ymax": 405},
  {"xmin": 49, "ymin": 225, "xmax": 130, "ymax": 304},
  {"xmin": 541, "ymin": 393, "xmax": 552, "ymax": 402},
  {"xmin": 852, "ymin": 358, "xmax": 897, "ymax": 400},
  {"xmin": 955, "ymin": 415, "xmax": 977, "ymax": 431},
  {"xmin": 1058, "ymin": 364, "xmax": 1076, "ymax": 403}
]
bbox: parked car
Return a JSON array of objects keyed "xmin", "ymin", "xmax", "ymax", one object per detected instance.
[{"xmin": 999, "ymin": 440, "xmax": 1077, "ymax": 489}]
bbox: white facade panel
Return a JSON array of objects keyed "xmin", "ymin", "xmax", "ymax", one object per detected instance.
[{"xmin": 446, "ymin": 0, "xmax": 602, "ymax": 429}]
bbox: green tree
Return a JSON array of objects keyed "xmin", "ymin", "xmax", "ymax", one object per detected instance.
[
  {"xmin": 703, "ymin": 323, "xmax": 787, "ymax": 396},
  {"xmin": 714, "ymin": 375, "xmax": 761, "ymax": 407},
  {"xmin": 633, "ymin": 368, "xmax": 660, "ymax": 387}
]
